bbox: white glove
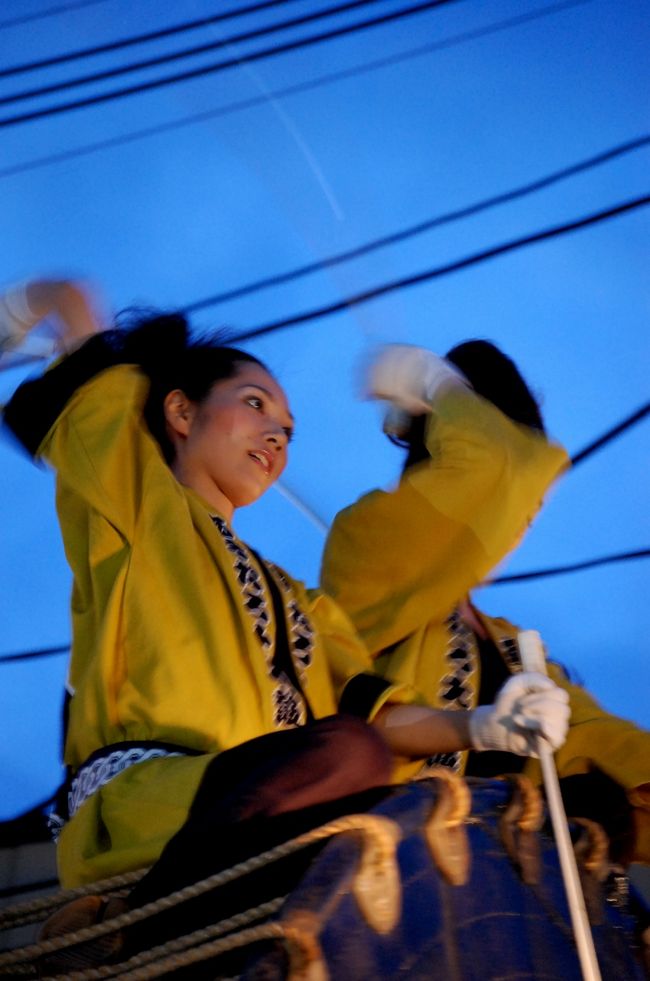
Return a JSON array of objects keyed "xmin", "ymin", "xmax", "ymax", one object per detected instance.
[
  {"xmin": 366, "ymin": 344, "xmax": 467, "ymax": 415},
  {"xmin": 0, "ymin": 283, "xmax": 39, "ymax": 353},
  {"xmin": 469, "ymin": 672, "xmax": 570, "ymax": 757}
]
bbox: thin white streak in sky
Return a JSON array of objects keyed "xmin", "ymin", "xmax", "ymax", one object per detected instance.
[
  {"xmin": 274, "ymin": 480, "xmax": 329, "ymax": 534},
  {"xmin": 239, "ymin": 62, "xmax": 346, "ymax": 221},
  {"xmin": 190, "ymin": 4, "xmax": 345, "ymax": 219}
]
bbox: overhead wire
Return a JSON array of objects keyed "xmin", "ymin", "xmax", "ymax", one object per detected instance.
[
  {"xmin": 0, "ymin": 0, "xmax": 112, "ymax": 31},
  {"xmin": 0, "ymin": 0, "xmax": 303, "ymax": 78},
  {"xmin": 489, "ymin": 549, "xmax": 650, "ymax": 586},
  {"xmin": 0, "ymin": 0, "xmax": 599, "ymax": 181},
  {"xmin": 571, "ymin": 402, "xmax": 650, "ymax": 466},
  {"xmin": 0, "ymin": 644, "xmax": 69, "ymax": 665},
  {"xmin": 0, "ymin": 0, "xmax": 465, "ymax": 129},
  {"xmin": 4, "ymin": 548, "xmax": 649, "ymax": 663},
  {"xmin": 0, "ymin": 0, "xmax": 387, "ymax": 105},
  {"xmin": 224, "ymin": 193, "xmax": 650, "ymax": 342},
  {"xmin": 183, "ymin": 133, "xmax": 650, "ymax": 311},
  {"xmin": 2, "ymin": 190, "xmax": 648, "ymax": 376}
]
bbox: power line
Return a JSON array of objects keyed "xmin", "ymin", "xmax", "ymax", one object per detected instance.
[
  {"xmin": 0, "ymin": 0, "xmax": 301, "ymax": 78},
  {"xmin": 184, "ymin": 133, "xmax": 650, "ymax": 312},
  {"xmin": 489, "ymin": 548, "xmax": 650, "ymax": 586},
  {"xmin": 4, "ymin": 545, "xmax": 648, "ymax": 664},
  {"xmin": 571, "ymin": 402, "xmax": 650, "ymax": 466},
  {"xmin": 0, "ymin": 0, "xmax": 112, "ymax": 31},
  {"xmin": 225, "ymin": 193, "xmax": 650, "ymax": 342},
  {"xmin": 2, "ymin": 193, "xmax": 648, "ymax": 378},
  {"xmin": 1, "ymin": 0, "xmax": 591, "ymax": 79},
  {"xmin": 0, "ymin": 0, "xmax": 597, "ymax": 180},
  {"xmin": 0, "ymin": 644, "xmax": 68, "ymax": 665},
  {"xmin": 0, "ymin": 0, "xmax": 463, "ymax": 129},
  {"xmin": 0, "ymin": 0, "xmax": 385, "ymax": 104}
]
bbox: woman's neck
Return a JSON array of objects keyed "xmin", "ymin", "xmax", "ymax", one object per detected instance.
[{"xmin": 458, "ymin": 598, "xmax": 488, "ymax": 639}]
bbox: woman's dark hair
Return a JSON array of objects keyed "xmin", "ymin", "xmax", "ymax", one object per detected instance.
[
  {"xmin": 445, "ymin": 340, "xmax": 545, "ymax": 432},
  {"xmin": 118, "ymin": 311, "xmax": 265, "ymax": 464},
  {"xmin": 401, "ymin": 339, "xmax": 545, "ymax": 471}
]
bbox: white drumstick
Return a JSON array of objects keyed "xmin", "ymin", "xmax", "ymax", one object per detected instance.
[{"xmin": 518, "ymin": 630, "xmax": 602, "ymax": 981}]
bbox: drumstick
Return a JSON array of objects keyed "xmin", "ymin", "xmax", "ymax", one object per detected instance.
[{"xmin": 518, "ymin": 629, "xmax": 602, "ymax": 981}]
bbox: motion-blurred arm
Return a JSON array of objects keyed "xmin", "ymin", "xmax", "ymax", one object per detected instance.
[{"xmin": 0, "ymin": 278, "xmax": 103, "ymax": 354}]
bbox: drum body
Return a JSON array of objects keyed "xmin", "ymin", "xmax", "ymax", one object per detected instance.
[{"xmin": 246, "ymin": 778, "xmax": 645, "ymax": 980}]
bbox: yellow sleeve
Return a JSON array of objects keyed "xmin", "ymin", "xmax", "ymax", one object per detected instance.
[
  {"xmin": 304, "ymin": 585, "xmax": 420, "ymax": 719},
  {"xmin": 548, "ymin": 661, "xmax": 650, "ymax": 793},
  {"xmin": 550, "ymin": 661, "xmax": 650, "ymax": 859},
  {"xmin": 541, "ymin": 663, "xmax": 650, "ymax": 863},
  {"xmin": 321, "ymin": 384, "xmax": 568, "ymax": 655},
  {"xmin": 40, "ymin": 365, "xmax": 160, "ymax": 541}
]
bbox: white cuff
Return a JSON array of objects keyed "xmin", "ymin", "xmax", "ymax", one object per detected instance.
[
  {"xmin": 367, "ymin": 344, "xmax": 469, "ymax": 416},
  {"xmin": 0, "ymin": 283, "xmax": 39, "ymax": 352}
]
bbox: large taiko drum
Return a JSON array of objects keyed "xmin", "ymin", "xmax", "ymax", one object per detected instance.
[
  {"xmin": 1, "ymin": 775, "xmax": 645, "ymax": 979},
  {"xmin": 244, "ymin": 774, "xmax": 646, "ymax": 981}
]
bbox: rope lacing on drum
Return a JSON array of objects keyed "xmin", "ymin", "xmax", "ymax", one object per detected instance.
[{"xmin": 0, "ymin": 812, "xmax": 398, "ymax": 978}]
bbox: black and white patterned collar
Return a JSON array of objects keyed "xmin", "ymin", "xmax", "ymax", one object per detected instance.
[{"xmin": 210, "ymin": 516, "xmax": 314, "ymax": 729}]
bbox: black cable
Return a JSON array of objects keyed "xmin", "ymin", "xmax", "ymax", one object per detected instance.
[
  {"xmin": 2, "ymin": 192, "xmax": 649, "ymax": 372},
  {"xmin": 489, "ymin": 549, "xmax": 650, "ymax": 586},
  {"xmin": 0, "ymin": 0, "xmax": 301, "ymax": 78},
  {"xmin": 0, "ymin": 0, "xmax": 112, "ymax": 32},
  {"xmin": 0, "ymin": 0, "xmax": 597, "ymax": 180},
  {"xmin": 225, "ymin": 193, "xmax": 650, "ymax": 342},
  {"xmin": 184, "ymin": 133, "xmax": 650, "ymax": 312},
  {"xmin": 4, "ymin": 543, "xmax": 649, "ymax": 664},
  {"xmin": 0, "ymin": 0, "xmax": 462, "ymax": 129},
  {"xmin": 571, "ymin": 402, "xmax": 650, "ymax": 466},
  {"xmin": 0, "ymin": 644, "xmax": 68, "ymax": 665},
  {"xmin": 1, "ymin": 0, "xmax": 592, "ymax": 80},
  {"xmin": 0, "ymin": 0, "xmax": 384, "ymax": 104}
]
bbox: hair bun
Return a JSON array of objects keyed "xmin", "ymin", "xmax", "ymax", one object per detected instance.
[
  {"xmin": 120, "ymin": 312, "xmax": 190, "ymax": 383},
  {"xmin": 445, "ymin": 339, "xmax": 544, "ymax": 433}
]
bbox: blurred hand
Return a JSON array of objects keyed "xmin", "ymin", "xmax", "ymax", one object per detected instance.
[
  {"xmin": 0, "ymin": 279, "xmax": 103, "ymax": 356},
  {"xmin": 0, "ymin": 283, "xmax": 38, "ymax": 354},
  {"xmin": 365, "ymin": 344, "xmax": 467, "ymax": 414}
]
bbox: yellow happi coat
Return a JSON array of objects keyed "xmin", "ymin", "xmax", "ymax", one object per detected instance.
[
  {"xmin": 321, "ymin": 381, "xmax": 569, "ymax": 674},
  {"xmin": 321, "ymin": 383, "xmax": 650, "ymax": 860},
  {"xmin": 7, "ymin": 359, "xmax": 411, "ymax": 886}
]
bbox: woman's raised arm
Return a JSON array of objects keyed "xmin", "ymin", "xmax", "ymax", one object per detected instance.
[{"xmin": 0, "ymin": 278, "xmax": 103, "ymax": 354}]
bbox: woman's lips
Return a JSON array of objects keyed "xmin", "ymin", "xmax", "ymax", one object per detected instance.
[{"xmin": 248, "ymin": 449, "xmax": 273, "ymax": 477}]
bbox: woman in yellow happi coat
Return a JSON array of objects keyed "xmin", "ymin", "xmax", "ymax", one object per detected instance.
[
  {"xmin": 322, "ymin": 340, "xmax": 650, "ymax": 862},
  {"xmin": 1, "ymin": 283, "xmax": 571, "ymax": 923}
]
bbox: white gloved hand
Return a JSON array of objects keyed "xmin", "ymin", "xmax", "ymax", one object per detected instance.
[
  {"xmin": 366, "ymin": 344, "xmax": 467, "ymax": 415},
  {"xmin": 469, "ymin": 672, "xmax": 570, "ymax": 757},
  {"xmin": 0, "ymin": 283, "xmax": 38, "ymax": 353}
]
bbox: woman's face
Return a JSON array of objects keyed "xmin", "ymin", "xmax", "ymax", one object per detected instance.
[{"xmin": 168, "ymin": 363, "xmax": 294, "ymax": 520}]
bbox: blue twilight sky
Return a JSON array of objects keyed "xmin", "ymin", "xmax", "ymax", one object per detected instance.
[{"xmin": 0, "ymin": 0, "xmax": 648, "ymax": 820}]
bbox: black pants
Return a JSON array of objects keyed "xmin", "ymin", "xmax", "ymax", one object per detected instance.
[{"xmin": 127, "ymin": 715, "xmax": 393, "ymax": 955}]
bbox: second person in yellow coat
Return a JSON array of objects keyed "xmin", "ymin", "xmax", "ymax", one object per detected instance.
[{"xmin": 321, "ymin": 339, "xmax": 649, "ymax": 862}]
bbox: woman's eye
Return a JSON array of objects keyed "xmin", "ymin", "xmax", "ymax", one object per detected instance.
[
  {"xmin": 246, "ymin": 396, "xmax": 264, "ymax": 410},
  {"xmin": 284, "ymin": 428, "xmax": 294, "ymax": 443}
]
